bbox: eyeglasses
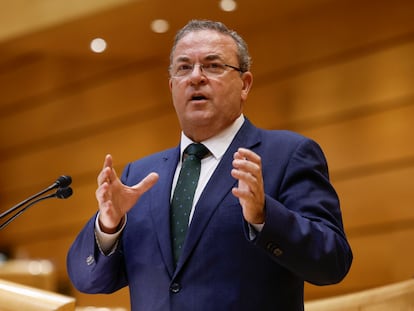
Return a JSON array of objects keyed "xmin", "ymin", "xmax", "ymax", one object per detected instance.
[{"xmin": 171, "ymin": 62, "xmax": 243, "ymax": 78}]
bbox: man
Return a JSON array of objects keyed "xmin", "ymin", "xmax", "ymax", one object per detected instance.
[{"xmin": 67, "ymin": 20, "xmax": 353, "ymax": 310}]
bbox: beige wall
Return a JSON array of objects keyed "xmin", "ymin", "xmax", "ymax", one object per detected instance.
[{"xmin": 0, "ymin": 0, "xmax": 413, "ymax": 309}]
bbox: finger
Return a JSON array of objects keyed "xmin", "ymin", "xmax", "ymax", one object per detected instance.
[
  {"xmin": 232, "ymin": 158, "xmax": 261, "ymax": 181},
  {"xmin": 234, "ymin": 148, "xmax": 261, "ymax": 164},
  {"xmin": 232, "ymin": 154, "xmax": 263, "ymax": 200},
  {"xmin": 234, "ymin": 149, "xmax": 263, "ymax": 183},
  {"xmin": 103, "ymin": 154, "xmax": 116, "ymax": 184},
  {"xmin": 96, "ymin": 184, "xmax": 110, "ymax": 207},
  {"xmin": 97, "ymin": 166, "xmax": 112, "ymax": 186},
  {"xmin": 97, "ymin": 155, "xmax": 112, "ymax": 185},
  {"xmin": 232, "ymin": 158, "xmax": 259, "ymax": 173},
  {"xmin": 98, "ymin": 154, "xmax": 120, "ymax": 186},
  {"xmin": 232, "ymin": 186, "xmax": 254, "ymax": 201},
  {"xmin": 231, "ymin": 169, "xmax": 258, "ymax": 198},
  {"xmin": 108, "ymin": 166, "xmax": 119, "ymax": 184},
  {"xmin": 231, "ymin": 168, "xmax": 256, "ymax": 184},
  {"xmin": 103, "ymin": 154, "xmax": 113, "ymax": 168}
]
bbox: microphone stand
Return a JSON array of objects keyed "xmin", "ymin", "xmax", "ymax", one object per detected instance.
[
  {"xmin": 0, "ymin": 176, "xmax": 72, "ymax": 230},
  {"xmin": 0, "ymin": 187, "xmax": 73, "ymax": 231},
  {"xmin": 0, "ymin": 186, "xmax": 56, "ymax": 221}
]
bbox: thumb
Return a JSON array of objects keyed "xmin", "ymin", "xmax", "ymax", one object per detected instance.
[{"xmin": 131, "ymin": 172, "xmax": 159, "ymax": 195}]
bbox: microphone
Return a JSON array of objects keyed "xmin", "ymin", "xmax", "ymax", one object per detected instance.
[
  {"xmin": 0, "ymin": 175, "xmax": 72, "ymax": 225},
  {"xmin": 0, "ymin": 186, "xmax": 73, "ymax": 230},
  {"xmin": 55, "ymin": 186, "xmax": 73, "ymax": 199},
  {"xmin": 52, "ymin": 175, "xmax": 72, "ymax": 189}
]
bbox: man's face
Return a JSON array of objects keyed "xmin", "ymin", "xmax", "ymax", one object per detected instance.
[{"xmin": 169, "ymin": 29, "xmax": 253, "ymax": 141}]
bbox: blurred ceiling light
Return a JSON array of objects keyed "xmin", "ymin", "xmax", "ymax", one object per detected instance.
[
  {"xmin": 151, "ymin": 19, "xmax": 170, "ymax": 33},
  {"xmin": 90, "ymin": 38, "xmax": 107, "ymax": 53},
  {"xmin": 220, "ymin": 0, "xmax": 237, "ymax": 12}
]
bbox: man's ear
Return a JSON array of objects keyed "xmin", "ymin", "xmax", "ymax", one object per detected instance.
[
  {"xmin": 241, "ymin": 72, "xmax": 253, "ymax": 100},
  {"xmin": 169, "ymin": 78, "xmax": 173, "ymax": 91}
]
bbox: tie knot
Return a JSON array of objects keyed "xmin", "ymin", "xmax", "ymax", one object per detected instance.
[{"xmin": 184, "ymin": 143, "xmax": 209, "ymax": 159}]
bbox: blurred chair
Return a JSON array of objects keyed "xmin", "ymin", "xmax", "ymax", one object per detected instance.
[
  {"xmin": 305, "ymin": 279, "xmax": 414, "ymax": 311},
  {"xmin": 0, "ymin": 259, "xmax": 56, "ymax": 291},
  {"xmin": 0, "ymin": 278, "xmax": 75, "ymax": 311}
]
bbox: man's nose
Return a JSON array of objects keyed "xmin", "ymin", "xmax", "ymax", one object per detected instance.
[
  {"xmin": 189, "ymin": 64, "xmax": 207, "ymax": 84},
  {"xmin": 191, "ymin": 64, "xmax": 205, "ymax": 75}
]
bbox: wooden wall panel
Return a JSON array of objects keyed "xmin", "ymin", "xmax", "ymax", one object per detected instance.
[
  {"xmin": 246, "ymin": 41, "xmax": 414, "ymax": 131},
  {"xmin": 0, "ymin": 64, "xmax": 171, "ymax": 157},
  {"xmin": 337, "ymin": 167, "xmax": 414, "ymax": 230},
  {"xmin": 0, "ymin": 55, "xmax": 122, "ymax": 106},
  {"xmin": 246, "ymin": 0, "xmax": 414, "ymax": 75},
  {"xmin": 305, "ymin": 104, "xmax": 414, "ymax": 171},
  {"xmin": 306, "ymin": 228, "xmax": 414, "ymax": 300},
  {"xmin": 0, "ymin": 109, "xmax": 178, "ymax": 197},
  {"xmin": 0, "ymin": 112, "xmax": 180, "ymax": 210}
]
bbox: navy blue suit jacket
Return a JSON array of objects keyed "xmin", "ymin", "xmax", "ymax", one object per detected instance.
[{"xmin": 67, "ymin": 119, "xmax": 352, "ymax": 311}]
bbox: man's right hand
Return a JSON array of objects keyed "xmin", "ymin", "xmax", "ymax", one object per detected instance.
[{"xmin": 96, "ymin": 154, "xmax": 159, "ymax": 234}]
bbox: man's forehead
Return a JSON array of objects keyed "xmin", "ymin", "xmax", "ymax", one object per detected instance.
[
  {"xmin": 178, "ymin": 29, "xmax": 233, "ymax": 44},
  {"xmin": 172, "ymin": 30, "xmax": 237, "ymax": 60}
]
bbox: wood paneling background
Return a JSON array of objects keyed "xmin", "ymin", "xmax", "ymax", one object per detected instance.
[{"xmin": 0, "ymin": 0, "xmax": 413, "ymax": 309}]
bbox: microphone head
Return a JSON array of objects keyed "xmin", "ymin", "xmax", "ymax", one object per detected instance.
[
  {"xmin": 55, "ymin": 187, "xmax": 73, "ymax": 199},
  {"xmin": 56, "ymin": 175, "xmax": 72, "ymax": 188}
]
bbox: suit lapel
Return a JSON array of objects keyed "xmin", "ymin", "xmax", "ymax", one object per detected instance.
[
  {"xmin": 149, "ymin": 147, "xmax": 180, "ymax": 277},
  {"xmin": 175, "ymin": 119, "xmax": 261, "ymax": 273}
]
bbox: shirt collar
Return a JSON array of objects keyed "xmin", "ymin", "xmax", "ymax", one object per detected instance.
[{"xmin": 180, "ymin": 114, "xmax": 245, "ymax": 160}]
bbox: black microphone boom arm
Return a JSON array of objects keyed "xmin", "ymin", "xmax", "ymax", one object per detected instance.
[{"xmin": 0, "ymin": 175, "xmax": 72, "ymax": 230}]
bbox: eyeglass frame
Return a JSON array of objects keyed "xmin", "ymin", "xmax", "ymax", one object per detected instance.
[{"xmin": 169, "ymin": 62, "xmax": 245, "ymax": 78}]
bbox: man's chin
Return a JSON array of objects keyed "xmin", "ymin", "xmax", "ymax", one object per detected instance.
[{"xmin": 186, "ymin": 111, "xmax": 214, "ymax": 123}]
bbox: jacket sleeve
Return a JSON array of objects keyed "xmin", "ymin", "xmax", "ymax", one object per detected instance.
[
  {"xmin": 254, "ymin": 138, "xmax": 353, "ymax": 285},
  {"xmin": 66, "ymin": 213, "xmax": 128, "ymax": 293}
]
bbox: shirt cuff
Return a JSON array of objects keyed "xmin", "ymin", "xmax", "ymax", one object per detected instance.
[
  {"xmin": 248, "ymin": 222, "xmax": 264, "ymax": 240},
  {"xmin": 94, "ymin": 212, "xmax": 126, "ymax": 255}
]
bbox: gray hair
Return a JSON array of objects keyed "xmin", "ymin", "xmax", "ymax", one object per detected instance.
[{"xmin": 169, "ymin": 19, "xmax": 252, "ymax": 73}]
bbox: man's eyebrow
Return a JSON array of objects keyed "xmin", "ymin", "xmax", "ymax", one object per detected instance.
[
  {"xmin": 204, "ymin": 54, "xmax": 223, "ymax": 61},
  {"xmin": 174, "ymin": 54, "xmax": 224, "ymax": 63},
  {"xmin": 175, "ymin": 56, "xmax": 191, "ymax": 63}
]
